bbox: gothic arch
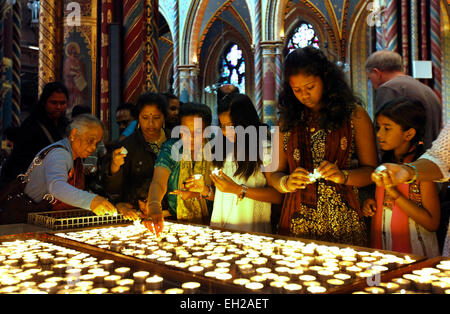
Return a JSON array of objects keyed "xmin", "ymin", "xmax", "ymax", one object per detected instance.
[
  {"xmin": 284, "ymin": 3, "xmax": 339, "ymax": 60},
  {"xmin": 200, "ymin": 25, "xmax": 254, "ymax": 113}
]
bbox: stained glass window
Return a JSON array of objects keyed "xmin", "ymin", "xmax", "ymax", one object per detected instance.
[
  {"xmin": 286, "ymin": 22, "xmax": 320, "ymax": 53},
  {"xmin": 219, "ymin": 44, "xmax": 245, "ymax": 93}
]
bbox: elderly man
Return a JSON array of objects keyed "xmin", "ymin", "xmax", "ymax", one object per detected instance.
[{"xmin": 366, "ymin": 50, "xmax": 442, "ymax": 149}]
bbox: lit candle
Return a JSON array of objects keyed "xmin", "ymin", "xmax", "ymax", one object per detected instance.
[
  {"xmin": 88, "ymin": 288, "xmax": 109, "ymax": 294},
  {"xmin": 379, "ymin": 282, "xmax": 400, "ymax": 294},
  {"xmin": 431, "ymin": 281, "xmax": 450, "ymax": 294},
  {"xmin": 99, "ymin": 259, "xmax": 114, "ymax": 271},
  {"xmin": 307, "ymin": 286, "xmax": 327, "ymax": 294},
  {"xmin": 111, "ymin": 286, "xmax": 130, "ymax": 294},
  {"xmin": 391, "ymin": 278, "xmax": 411, "ymax": 290},
  {"xmin": 104, "ymin": 275, "xmax": 122, "ymax": 288},
  {"xmin": 233, "ymin": 278, "xmax": 250, "ymax": 286},
  {"xmin": 256, "ymin": 267, "xmax": 271, "ymax": 275},
  {"xmin": 133, "ymin": 271, "xmax": 150, "ymax": 283},
  {"xmin": 114, "ymin": 267, "xmax": 131, "ymax": 278},
  {"xmin": 283, "ymin": 283, "xmax": 303, "ymax": 294},
  {"xmin": 299, "ymin": 275, "xmax": 317, "ymax": 283},
  {"xmin": 414, "ymin": 277, "xmax": 432, "ymax": 291},
  {"xmin": 182, "ymin": 282, "xmax": 201, "ymax": 293},
  {"xmin": 317, "ymin": 270, "xmax": 334, "ymax": 283},
  {"xmin": 333, "ymin": 273, "xmax": 352, "ymax": 284},
  {"xmin": 364, "ymin": 287, "xmax": 385, "ymax": 294},
  {"xmin": 326, "ymin": 279, "xmax": 345, "ymax": 289},
  {"xmin": 37, "ymin": 282, "xmax": 58, "ymax": 294},
  {"xmin": 245, "ymin": 282, "xmax": 264, "ymax": 291},
  {"xmin": 270, "ymin": 281, "xmax": 285, "ymax": 293},
  {"xmin": 145, "ymin": 275, "xmax": 163, "ymax": 290},
  {"xmin": 216, "ymin": 273, "xmax": 232, "ymax": 281},
  {"xmin": 165, "ymin": 288, "xmax": 184, "ymax": 294},
  {"xmin": 75, "ymin": 281, "xmax": 94, "ymax": 291},
  {"xmin": 188, "ymin": 265, "xmax": 204, "ymax": 274},
  {"xmin": 117, "ymin": 278, "xmax": 134, "ymax": 287}
]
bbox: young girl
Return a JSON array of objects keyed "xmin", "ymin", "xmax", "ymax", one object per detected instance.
[
  {"xmin": 185, "ymin": 93, "xmax": 283, "ymax": 233},
  {"xmin": 364, "ymin": 98, "xmax": 440, "ymax": 257},
  {"xmin": 268, "ymin": 47, "xmax": 378, "ymax": 246}
]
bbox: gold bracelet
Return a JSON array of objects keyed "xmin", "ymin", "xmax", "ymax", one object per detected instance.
[
  {"xmin": 341, "ymin": 170, "xmax": 349, "ymax": 185},
  {"xmin": 280, "ymin": 175, "xmax": 292, "ymax": 193},
  {"xmin": 403, "ymin": 163, "xmax": 418, "ymax": 184}
]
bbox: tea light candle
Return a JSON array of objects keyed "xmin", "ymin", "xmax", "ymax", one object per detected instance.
[
  {"xmin": 99, "ymin": 259, "xmax": 114, "ymax": 270},
  {"xmin": 65, "ymin": 268, "xmax": 81, "ymax": 278},
  {"xmin": 89, "ymin": 288, "xmax": 109, "ymax": 294},
  {"xmin": 391, "ymin": 278, "xmax": 411, "ymax": 290},
  {"xmin": 415, "ymin": 277, "xmax": 432, "ymax": 291},
  {"xmin": 379, "ymin": 282, "xmax": 400, "ymax": 294},
  {"xmin": 114, "ymin": 267, "xmax": 131, "ymax": 278},
  {"xmin": 317, "ymin": 270, "xmax": 334, "ymax": 282},
  {"xmin": 38, "ymin": 282, "xmax": 58, "ymax": 293},
  {"xmin": 245, "ymin": 282, "xmax": 264, "ymax": 291},
  {"xmin": 75, "ymin": 281, "xmax": 94, "ymax": 291},
  {"xmin": 299, "ymin": 275, "xmax": 317, "ymax": 282},
  {"xmin": 326, "ymin": 279, "xmax": 345, "ymax": 289},
  {"xmin": 431, "ymin": 281, "xmax": 450, "ymax": 294},
  {"xmin": 117, "ymin": 278, "xmax": 134, "ymax": 287},
  {"xmin": 307, "ymin": 286, "xmax": 327, "ymax": 294},
  {"xmin": 239, "ymin": 264, "xmax": 255, "ymax": 276},
  {"xmin": 283, "ymin": 283, "xmax": 303, "ymax": 294},
  {"xmin": 145, "ymin": 275, "xmax": 163, "ymax": 290},
  {"xmin": 205, "ymin": 271, "xmax": 217, "ymax": 278},
  {"xmin": 165, "ymin": 288, "xmax": 184, "ymax": 294},
  {"xmin": 256, "ymin": 267, "xmax": 271, "ymax": 275},
  {"xmin": 133, "ymin": 271, "xmax": 150, "ymax": 283},
  {"xmin": 0, "ymin": 286, "xmax": 21, "ymax": 294},
  {"xmin": 104, "ymin": 275, "xmax": 122, "ymax": 288},
  {"xmin": 216, "ymin": 273, "xmax": 232, "ymax": 281},
  {"xmin": 334, "ymin": 273, "xmax": 352, "ymax": 284},
  {"xmin": 346, "ymin": 266, "xmax": 362, "ymax": 277},
  {"xmin": 188, "ymin": 265, "xmax": 204, "ymax": 274},
  {"xmin": 364, "ymin": 287, "xmax": 385, "ymax": 294},
  {"xmin": 111, "ymin": 286, "xmax": 130, "ymax": 294},
  {"xmin": 182, "ymin": 282, "xmax": 201, "ymax": 293},
  {"xmin": 233, "ymin": 278, "xmax": 250, "ymax": 286}
]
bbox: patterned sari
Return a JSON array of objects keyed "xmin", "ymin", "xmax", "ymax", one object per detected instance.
[{"xmin": 279, "ymin": 110, "xmax": 368, "ymax": 246}]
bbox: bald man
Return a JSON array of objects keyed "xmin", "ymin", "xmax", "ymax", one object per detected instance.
[{"xmin": 366, "ymin": 50, "xmax": 442, "ymax": 149}]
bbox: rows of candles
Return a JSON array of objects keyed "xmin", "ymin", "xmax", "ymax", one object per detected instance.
[
  {"xmin": 54, "ymin": 221, "xmax": 421, "ymax": 294},
  {"xmin": 353, "ymin": 260, "xmax": 450, "ymax": 294},
  {"xmin": 0, "ymin": 239, "xmax": 201, "ymax": 294}
]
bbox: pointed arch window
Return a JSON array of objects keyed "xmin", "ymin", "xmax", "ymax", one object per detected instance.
[
  {"xmin": 219, "ymin": 44, "xmax": 245, "ymax": 93},
  {"xmin": 286, "ymin": 22, "xmax": 320, "ymax": 53}
]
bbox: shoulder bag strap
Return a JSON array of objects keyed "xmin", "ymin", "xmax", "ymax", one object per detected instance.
[{"xmin": 38, "ymin": 122, "xmax": 55, "ymax": 144}]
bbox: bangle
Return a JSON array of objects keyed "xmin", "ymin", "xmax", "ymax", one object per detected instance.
[
  {"xmin": 341, "ymin": 170, "xmax": 349, "ymax": 185},
  {"xmin": 203, "ymin": 185, "xmax": 213, "ymax": 198},
  {"xmin": 279, "ymin": 175, "xmax": 292, "ymax": 193},
  {"xmin": 404, "ymin": 163, "xmax": 418, "ymax": 184},
  {"xmin": 148, "ymin": 201, "xmax": 162, "ymax": 208}
]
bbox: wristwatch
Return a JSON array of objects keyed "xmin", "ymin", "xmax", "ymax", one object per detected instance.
[{"xmin": 238, "ymin": 184, "xmax": 248, "ymax": 200}]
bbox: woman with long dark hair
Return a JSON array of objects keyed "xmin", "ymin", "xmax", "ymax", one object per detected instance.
[
  {"xmin": 1, "ymin": 82, "xmax": 70, "ymax": 185},
  {"xmin": 186, "ymin": 93, "xmax": 282, "ymax": 233},
  {"xmin": 268, "ymin": 46, "xmax": 378, "ymax": 246}
]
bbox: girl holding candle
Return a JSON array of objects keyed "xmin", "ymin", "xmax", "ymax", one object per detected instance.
[
  {"xmin": 267, "ymin": 46, "xmax": 378, "ymax": 246},
  {"xmin": 363, "ymin": 98, "xmax": 440, "ymax": 257},
  {"xmin": 184, "ymin": 94, "xmax": 283, "ymax": 233},
  {"xmin": 144, "ymin": 103, "xmax": 214, "ymax": 235},
  {"xmin": 104, "ymin": 93, "xmax": 168, "ymax": 221}
]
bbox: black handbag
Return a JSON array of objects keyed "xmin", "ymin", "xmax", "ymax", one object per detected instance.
[{"xmin": 0, "ymin": 145, "xmax": 66, "ymax": 224}]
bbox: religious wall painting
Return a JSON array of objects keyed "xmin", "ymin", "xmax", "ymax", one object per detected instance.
[{"xmin": 62, "ymin": 30, "xmax": 92, "ymax": 115}]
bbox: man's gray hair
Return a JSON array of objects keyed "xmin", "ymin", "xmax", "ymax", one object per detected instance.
[
  {"xmin": 67, "ymin": 113, "xmax": 104, "ymax": 136},
  {"xmin": 365, "ymin": 50, "xmax": 403, "ymax": 73}
]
